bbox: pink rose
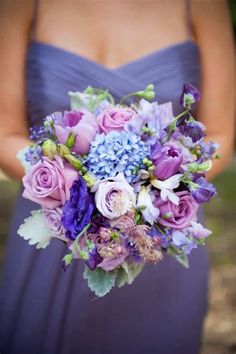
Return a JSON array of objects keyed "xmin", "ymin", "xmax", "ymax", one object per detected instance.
[
  {"xmin": 22, "ymin": 156, "xmax": 78, "ymax": 209},
  {"xmin": 96, "ymin": 106, "xmax": 136, "ymax": 133},
  {"xmin": 54, "ymin": 109, "xmax": 97, "ymax": 155},
  {"xmin": 155, "ymin": 191, "xmax": 199, "ymax": 229}
]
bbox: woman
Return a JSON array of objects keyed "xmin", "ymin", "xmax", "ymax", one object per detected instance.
[{"xmin": 0, "ymin": 1, "xmax": 234, "ymax": 353}]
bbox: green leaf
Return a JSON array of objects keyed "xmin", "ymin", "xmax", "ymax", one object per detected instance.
[
  {"xmin": 175, "ymin": 254, "xmax": 189, "ymax": 268},
  {"xmin": 83, "ymin": 266, "xmax": 117, "ymax": 297},
  {"xmin": 62, "ymin": 253, "xmax": 73, "ymax": 268},
  {"xmin": 17, "ymin": 210, "xmax": 51, "ymax": 249},
  {"xmin": 65, "ymin": 132, "xmax": 75, "ymax": 148},
  {"xmin": 116, "ymin": 261, "xmax": 145, "ymax": 288}
]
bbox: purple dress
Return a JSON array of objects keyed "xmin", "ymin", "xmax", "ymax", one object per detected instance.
[{"xmin": 0, "ymin": 11, "xmax": 209, "ymax": 354}]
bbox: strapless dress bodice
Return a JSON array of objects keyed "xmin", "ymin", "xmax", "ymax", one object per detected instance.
[{"xmin": 25, "ymin": 40, "xmax": 201, "ymax": 126}]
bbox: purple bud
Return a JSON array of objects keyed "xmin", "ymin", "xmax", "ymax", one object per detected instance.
[
  {"xmin": 191, "ymin": 177, "xmax": 217, "ymax": 203},
  {"xmin": 151, "ymin": 143, "xmax": 183, "ymax": 180},
  {"xmin": 188, "ymin": 221, "xmax": 212, "ymax": 239},
  {"xmin": 85, "ymin": 246, "xmax": 103, "ymax": 270},
  {"xmin": 180, "ymin": 83, "xmax": 201, "ymax": 108},
  {"xmin": 179, "ymin": 121, "xmax": 205, "ymax": 143}
]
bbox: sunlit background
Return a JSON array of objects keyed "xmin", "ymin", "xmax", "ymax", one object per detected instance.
[{"xmin": 0, "ymin": 2, "xmax": 235, "ymax": 354}]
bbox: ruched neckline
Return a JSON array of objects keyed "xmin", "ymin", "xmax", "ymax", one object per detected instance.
[{"xmin": 28, "ymin": 39, "xmax": 199, "ymax": 72}]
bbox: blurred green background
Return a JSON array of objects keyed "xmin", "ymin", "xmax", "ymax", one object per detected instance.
[{"xmin": 0, "ymin": 2, "xmax": 235, "ymax": 354}]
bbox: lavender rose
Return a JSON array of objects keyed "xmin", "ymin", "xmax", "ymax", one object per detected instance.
[
  {"xmin": 151, "ymin": 142, "xmax": 183, "ymax": 180},
  {"xmin": 43, "ymin": 207, "xmax": 67, "ymax": 241},
  {"xmin": 96, "ymin": 106, "xmax": 136, "ymax": 134},
  {"xmin": 155, "ymin": 191, "xmax": 199, "ymax": 229},
  {"xmin": 22, "ymin": 156, "xmax": 78, "ymax": 209},
  {"xmin": 54, "ymin": 109, "xmax": 97, "ymax": 155},
  {"xmin": 91, "ymin": 173, "xmax": 136, "ymax": 220}
]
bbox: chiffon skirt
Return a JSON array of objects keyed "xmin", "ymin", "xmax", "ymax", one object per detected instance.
[{"xmin": 0, "ymin": 189, "xmax": 209, "ymax": 354}]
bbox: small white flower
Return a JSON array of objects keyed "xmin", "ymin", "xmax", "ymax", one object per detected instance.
[
  {"xmin": 136, "ymin": 186, "xmax": 159, "ymax": 225},
  {"xmin": 151, "ymin": 174, "xmax": 183, "ymax": 205}
]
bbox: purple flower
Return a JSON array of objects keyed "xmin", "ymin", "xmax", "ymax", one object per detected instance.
[
  {"xmin": 151, "ymin": 142, "xmax": 183, "ymax": 180},
  {"xmin": 187, "ymin": 221, "xmax": 212, "ymax": 239},
  {"xmin": 180, "ymin": 83, "xmax": 201, "ymax": 108},
  {"xmin": 198, "ymin": 141, "xmax": 219, "ymax": 159},
  {"xmin": 25, "ymin": 145, "xmax": 43, "ymax": 165},
  {"xmin": 43, "ymin": 207, "xmax": 67, "ymax": 241},
  {"xmin": 62, "ymin": 177, "xmax": 95, "ymax": 240},
  {"xmin": 85, "ymin": 246, "xmax": 103, "ymax": 270},
  {"xmin": 148, "ymin": 227, "xmax": 172, "ymax": 249},
  {"xmin": 22, "ymin": 156, "xmax": 78, "ymax": 209},
  {"xmin": 29, "ymin": 126, "xmax": 47, "ymax": 141},
  {"xmin": 54, "ymin": 109, "xmax": 98, "ymax": 155},
  {"xmin": 155, "ymin": 191, "xmax": 199, "ymax": 229},
  {"xmin": 179, "ymin": 121, "xmax": 206, "ymax": 143},
  {"xmin": 191, "ymin": 177, "xmax": 217, "ymax": 203},
  {"xmin": 172, "ymin": 230, "xmax": 197, "ymax": 255},
  {"xmin": 125, "ymin": 99, "xmax": 174, "ymax": 141}
]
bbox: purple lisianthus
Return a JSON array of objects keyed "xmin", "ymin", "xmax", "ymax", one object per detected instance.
[
  {"xmin": 179, "ymin": 120, "xmax": 206, "ymax": 143},
  {"xmin": 180, "ymin": 83, "xmax": 201, "ymax": 109},
  {"xmin": 151, "ymin": 142, "xmax": 183, "ymax": 180},
  {"xmin": 62, "ymin": 177, "xmax": 95, "ymax": 240},
  {"xmin": 191, "ymin": 177, "xmax": 217, "ymax": 203}
]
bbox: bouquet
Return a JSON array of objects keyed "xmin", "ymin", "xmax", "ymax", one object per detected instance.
[{"xmin": 17, "ymin": 83, "xmax": 219, "ymax": 297}]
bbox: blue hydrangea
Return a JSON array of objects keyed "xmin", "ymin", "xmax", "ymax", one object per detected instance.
[{"xmin": 86, "ymin": 131, "xmax": 148, "ymax": 182}]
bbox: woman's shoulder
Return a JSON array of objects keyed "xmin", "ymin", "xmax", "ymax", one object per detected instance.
[{"xmin": 0, "ymin": 0, "xmax": 35, "ymax": 41}]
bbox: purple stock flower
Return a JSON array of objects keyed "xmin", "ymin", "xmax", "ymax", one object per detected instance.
[
  {"xmin": 151, "ymin": 142, "xmax": 183, "ymax": 180},
  {"xmin": 179, "ymin": 120, "xmax": 206, "ymax": 143},
  {"xmin": 62, "ymin": 177, "xmax": 95, "ymax": 240},
  {"xmin": 29, "ymin": 126, "xmax": 47, "ymax": 141},
  {"xmin": 191, "ymin": 177, "xmax": 217, "ymax": 203},
  {"xmin": 180, "ymin": 83, "xmax": 201, "ymax": 109},
  {"xmin": 25, "ymin": 145, "xmax": 43, "ymax": 165}
]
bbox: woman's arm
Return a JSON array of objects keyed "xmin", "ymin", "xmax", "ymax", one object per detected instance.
[
  {"xmin": 192, "ymin": 0, "xmax": 235, "ymax": 180},
  {"xmin": 0, "ymin": 0, "xmax": 34, "ymax": 180}
]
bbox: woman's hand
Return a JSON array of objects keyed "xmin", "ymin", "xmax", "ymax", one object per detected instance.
[
  {"xmin": 0, "ymin": 1, "xmax": 34, "ymax": 180},
  {"xmin": 192, "ymin": 0, "xmax": 235, "ymax": 180}
]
